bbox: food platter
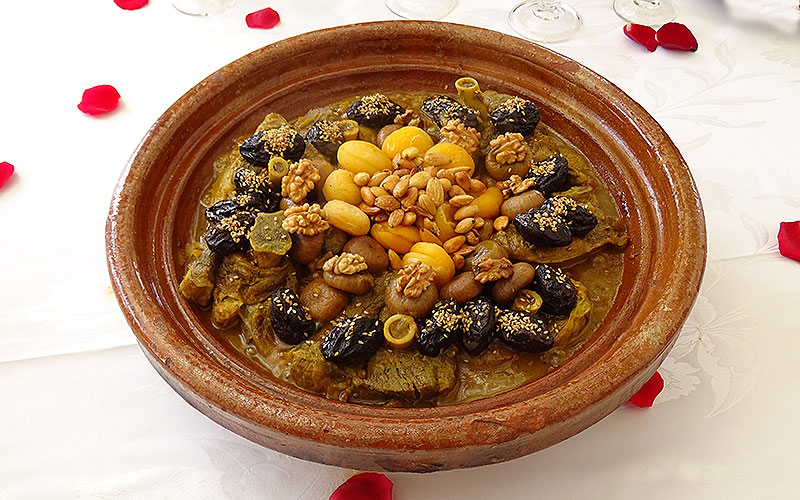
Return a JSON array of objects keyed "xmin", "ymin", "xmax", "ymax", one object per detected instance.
[{"xmin": 106, "ymin": 21, "xmax": 706, "ymax": 472}]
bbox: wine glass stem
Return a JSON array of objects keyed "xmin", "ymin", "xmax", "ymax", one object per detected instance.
[
  {"xmin": 533, "ymin": 0, "xmax": 563, "ymax": 21},
  {"xmin": 633, "ymin": 0, "xmax": 661, "ymax": 8}
]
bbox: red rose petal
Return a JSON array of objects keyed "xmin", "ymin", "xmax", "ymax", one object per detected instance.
[
  {"xmin": 0, "ymin": 162, "xmax": 14, "ymax": 189},
  {"xmin": 78, "ymin": 85, "xmax": 121, "ymax": 116},
  {"xmin": 629, "ymin": 371, "xmax": 664, "ymax": 408},
  {"xmin": 114, "ymin": 0, "xmax": 148, "ymax": 10},
  {"xmin": 246, "ymin": 7, "xmax": 280, "ymax": 29},
  {"xmin": 778, "ymin": 221, "xmax": 800, "ymax": 262},
  {"xmin": 655, "ymin": 22, "xmax": 698, "ymax": 52},
  {"xmin": 329, "ymin": 473, "xmax": 393, "ymax": 500},
  {"xmin": 623, "ymin": 23, "xmax": 658, "ymax": 52}
]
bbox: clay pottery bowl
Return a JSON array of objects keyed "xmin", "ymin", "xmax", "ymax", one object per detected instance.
[{"xmin": 106, "ymin": 21, "xmax": 706, "ymax": 472}]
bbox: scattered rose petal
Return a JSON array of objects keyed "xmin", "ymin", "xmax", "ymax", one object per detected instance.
[
  {"xmin": 623, "ymin": 23, "xmax": 658, "ymax": 52},
  {"xmin": 78, "ymin": 85, "xmax": 121, "ymax": 116},
  {"xmin": 778, "ymin": 221, "xmax": 800, "ymax": 262},
  {"xmin": 246, "ymin": 7, "xmax": 280, "ymax": 29},
  {"xmin": 629, "ymin": 371, "xmax": 664, "ymax": 407},
  {"xmin": 655, "ymin": 22, "xmax": 698, "ymax": 52},
  {"xmin": 329, "ymin": 473, "xmax": 393, "ymax": 500},
  {"xmin": 114, "ymin": 0, "xmax": 148, "ymax": 10},
  {"xmin": 0, "ymin": 162, "xmax": 14, "ymax": 189}
]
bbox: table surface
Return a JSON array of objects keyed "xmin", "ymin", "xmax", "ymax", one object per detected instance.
[{"xmin": 2, "ymin": 0, "xmax": 799, "ymax": 498}]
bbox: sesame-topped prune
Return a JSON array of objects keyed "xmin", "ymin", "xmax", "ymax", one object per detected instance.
[
  {"xmin": 541, "ymin": 196, "xmax": 598, "ymax": 237},
  {"xmin": 417, "ymin": 299, "xmax": 464, "ymax": 357},
  {"xmin": 321, "ymin": 316, "xmax": 384, "ymax": 364},
  {"xmin": 513, "ymin": 208, "xmax": 572, "ymax": 247},
  {"xmin": 420, "ymin": 95, "xmax": 479, "ymax": 129},
  {"xmin": 239, "ymin": 126, "xmax": 306, "ymax": 167},
  {"xmin": 204, "ymin": 212, "xmax": 256, "ymax": 255},
  {"xmin": 490, "ymin": 96, "xmax": 540, "ymax": 137},
  {"xmin": 525, "ymin": 155, "xmax": 570, "ymax": 195},
  {"xmin": 270, "ymin": 288, "xmax": 316, "ymax": 345},
  {"xmin": 345, "ymin": 94, "xmax": 405, "ymax": 129},
  {"xmin": 306, "ymin": 120, "xmax": 344, "ymax": 159},
  {"xmin": 460, "ymin": 296, "xmax": 496, "ymax": 356},
  {"xmin": 495, "ymin": 309, "xmax": 554, "ymax": 352},
  {"xmin": 205, "ymin": 200, "xmax": 241, "ymax": 225},
  {"xmin": 233, "ymin": 168, "xmax": 280, "ymax": 212},
  {"xmin": 532, "ymin": 264, "xmax": 578, "ymax": 316}
]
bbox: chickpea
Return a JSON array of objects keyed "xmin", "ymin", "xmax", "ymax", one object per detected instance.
[
  {"xmin": 300, "ymin": 278, "xmax": 349, "ymax": 323},
  {"xmin": 343, "ymin": 236, "xmax": 389, "ymax": 273}
]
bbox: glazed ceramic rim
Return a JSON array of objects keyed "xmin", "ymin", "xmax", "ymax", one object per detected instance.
[{"xmin": 106, "ymin": 21, "xmax": 706, "ymax": 471}]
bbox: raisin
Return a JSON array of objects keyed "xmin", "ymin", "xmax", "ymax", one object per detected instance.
[
  {"xmin": 306, "ymin": 120, "xmax": 344, "ymax": 159},
  {"xmin": 490, "ymin": 96, "xmax": 540, "ymax": 137},
  {"xmin": 460, "ymin": 296, "xmax": 495, "ymax": 356},
  {"xmin": 204, "ymin": 212, "xmax": 255, "ymax": 255},
  {"xmin": 417, "ymin": 299, "xmax": 464, "ymax": 357},
  {"xmin": 321, "ymin": 316, "xmax": 384, "ymax": 364},
  {"xmin": 532, "ymin": 264, "xmax": 578, "ymax": 316},
  {"xmin": 345, "ymin": 94, "xmax": 405, "ymax": 128},
  {"xmin": 270, "ymin": 288, "xmax": 316, "ymax": 344},
  {"xmin": 525, "ymin": 155, "xmax": 569, "ymax": 195},
  {"xmin": 420, "ymin": 95, "xmax": 479, "ymax": 129},
  {"xmin": 205, "ymin": 200, "xmax": 241, "ymax": 225},
  {"xmin": 513, "ymin": 208, "xmax": 572, "ymax": 247},
  {"xmin": 239, "ymin": 127, "xmax": 306, "ymax": 167},
  {"xmin": 541, "ymin": 196, "xmax": 597, "ymax": 237},
  {"xmin": 495, "ymin": 309, "xmax": 554, "ymax": 352}
]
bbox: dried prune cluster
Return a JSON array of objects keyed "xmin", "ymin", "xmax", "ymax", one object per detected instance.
[
  {"xmin": 321, "ymin": 316, "xmax": 384, "ymax": 364},
  {"xmin": 306, "ymin": 120, "xmax": 344, "ymax": 159},
  {"xmin": 490, "ymin": 96, "xmax": 540, "ymax": 137},
  {"xmin": 270, "ymin": 288, "xmax": 315, "ymax": 344},
  {"xmin": 203, "ymin": 167, "xmax": 280, "ymax": 255},
  {"xmin": 421, "ymin": 95, "xmax": 479, "ymax": 129},
  {"xmin": 240, "ymin": 127, "xmax": 306, "ymax": 166},
  {"xmin": 345, "ymin": 94, "xmax": 405, "ymax": 128}
]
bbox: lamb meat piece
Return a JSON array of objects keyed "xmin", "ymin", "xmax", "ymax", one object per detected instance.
[{"xmin": 365, "ymin": 348, "xmax": 457, "ymax": 400}]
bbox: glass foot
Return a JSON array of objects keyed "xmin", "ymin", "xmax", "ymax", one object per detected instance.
[
  {"xmin": 509, "ymin": 1, "xmax": 582, "ymax": 43},
  {"xmin": 613, "ymin": 0, "xmax": 676, "ymax": 25},
  {"xmin": 385, "ymin": 0, "xmax": 458, "ymax": 20},
  {"xmin": 172, "ymin": 0, "xmax": 235, "ymax": 16}
]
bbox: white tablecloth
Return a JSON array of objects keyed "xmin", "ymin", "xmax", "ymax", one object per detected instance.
[{"xmin": 2, "ymin": 0, "xmax": 799, "ymax": 498}]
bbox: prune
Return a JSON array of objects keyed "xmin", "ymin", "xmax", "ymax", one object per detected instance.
[
  {"xmin": 270, "ymin": 288, "xmax": 316, "ymax": 344},
  {"xmin": 495, "ymin": 309, "xmax": 554, "ymax": 352},
  {"xmin": 525, "ymin": 155, "xmax": 570, "ymax": 195},
  {"xmin": 490, "ymin": 96, "xmax": 540, "ymax": 137},
  {"xmin": 541, "ymin": 196, "xmax": 598, "ymax": 237},
  {"xmin": 420, "ymin": 95, "xmax": 479, "ymax": 129},
  {"xmin": 321, "ymin": 316, "xmax": 384, "ymax": 364},
  {"xmin": 233, "ymin": 168, "xmax": 280, "ymax": 211},
  {"xmin": 344, "ymin": 94, "xmax": 405, "ymax": 129},
  {"xmin": 205, "ymin": 200, "xmax": 240, "ymax": 225},
  {"xmin": 460, "ymin": 296, "xmax": 496, "ymax": 356},
  {"xmin": 306, "ymin": 120, "xmax": 344, "ymax": 159},
  {"xmin": 204, "ymin": 212, "xmax": 255, "ymax": 255},
  {"xmin": 417, "ymin": 299, "xmax": 464, "ymax": 357},
  {"xmin": 239, "ymin": 126, "xmax": 306, "ymax": 167},
  {"xmin": 513, "ymin": 208, "xmax": 572, "ymax": 247},
  {"xmin": 532, "ymin": 264, "xmax": 578, "ymax": 316}
]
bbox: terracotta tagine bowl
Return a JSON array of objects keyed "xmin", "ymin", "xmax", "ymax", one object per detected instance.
[{"xmin": 106, "ymin": 21, "xmax": 706, "ymax": 472}]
